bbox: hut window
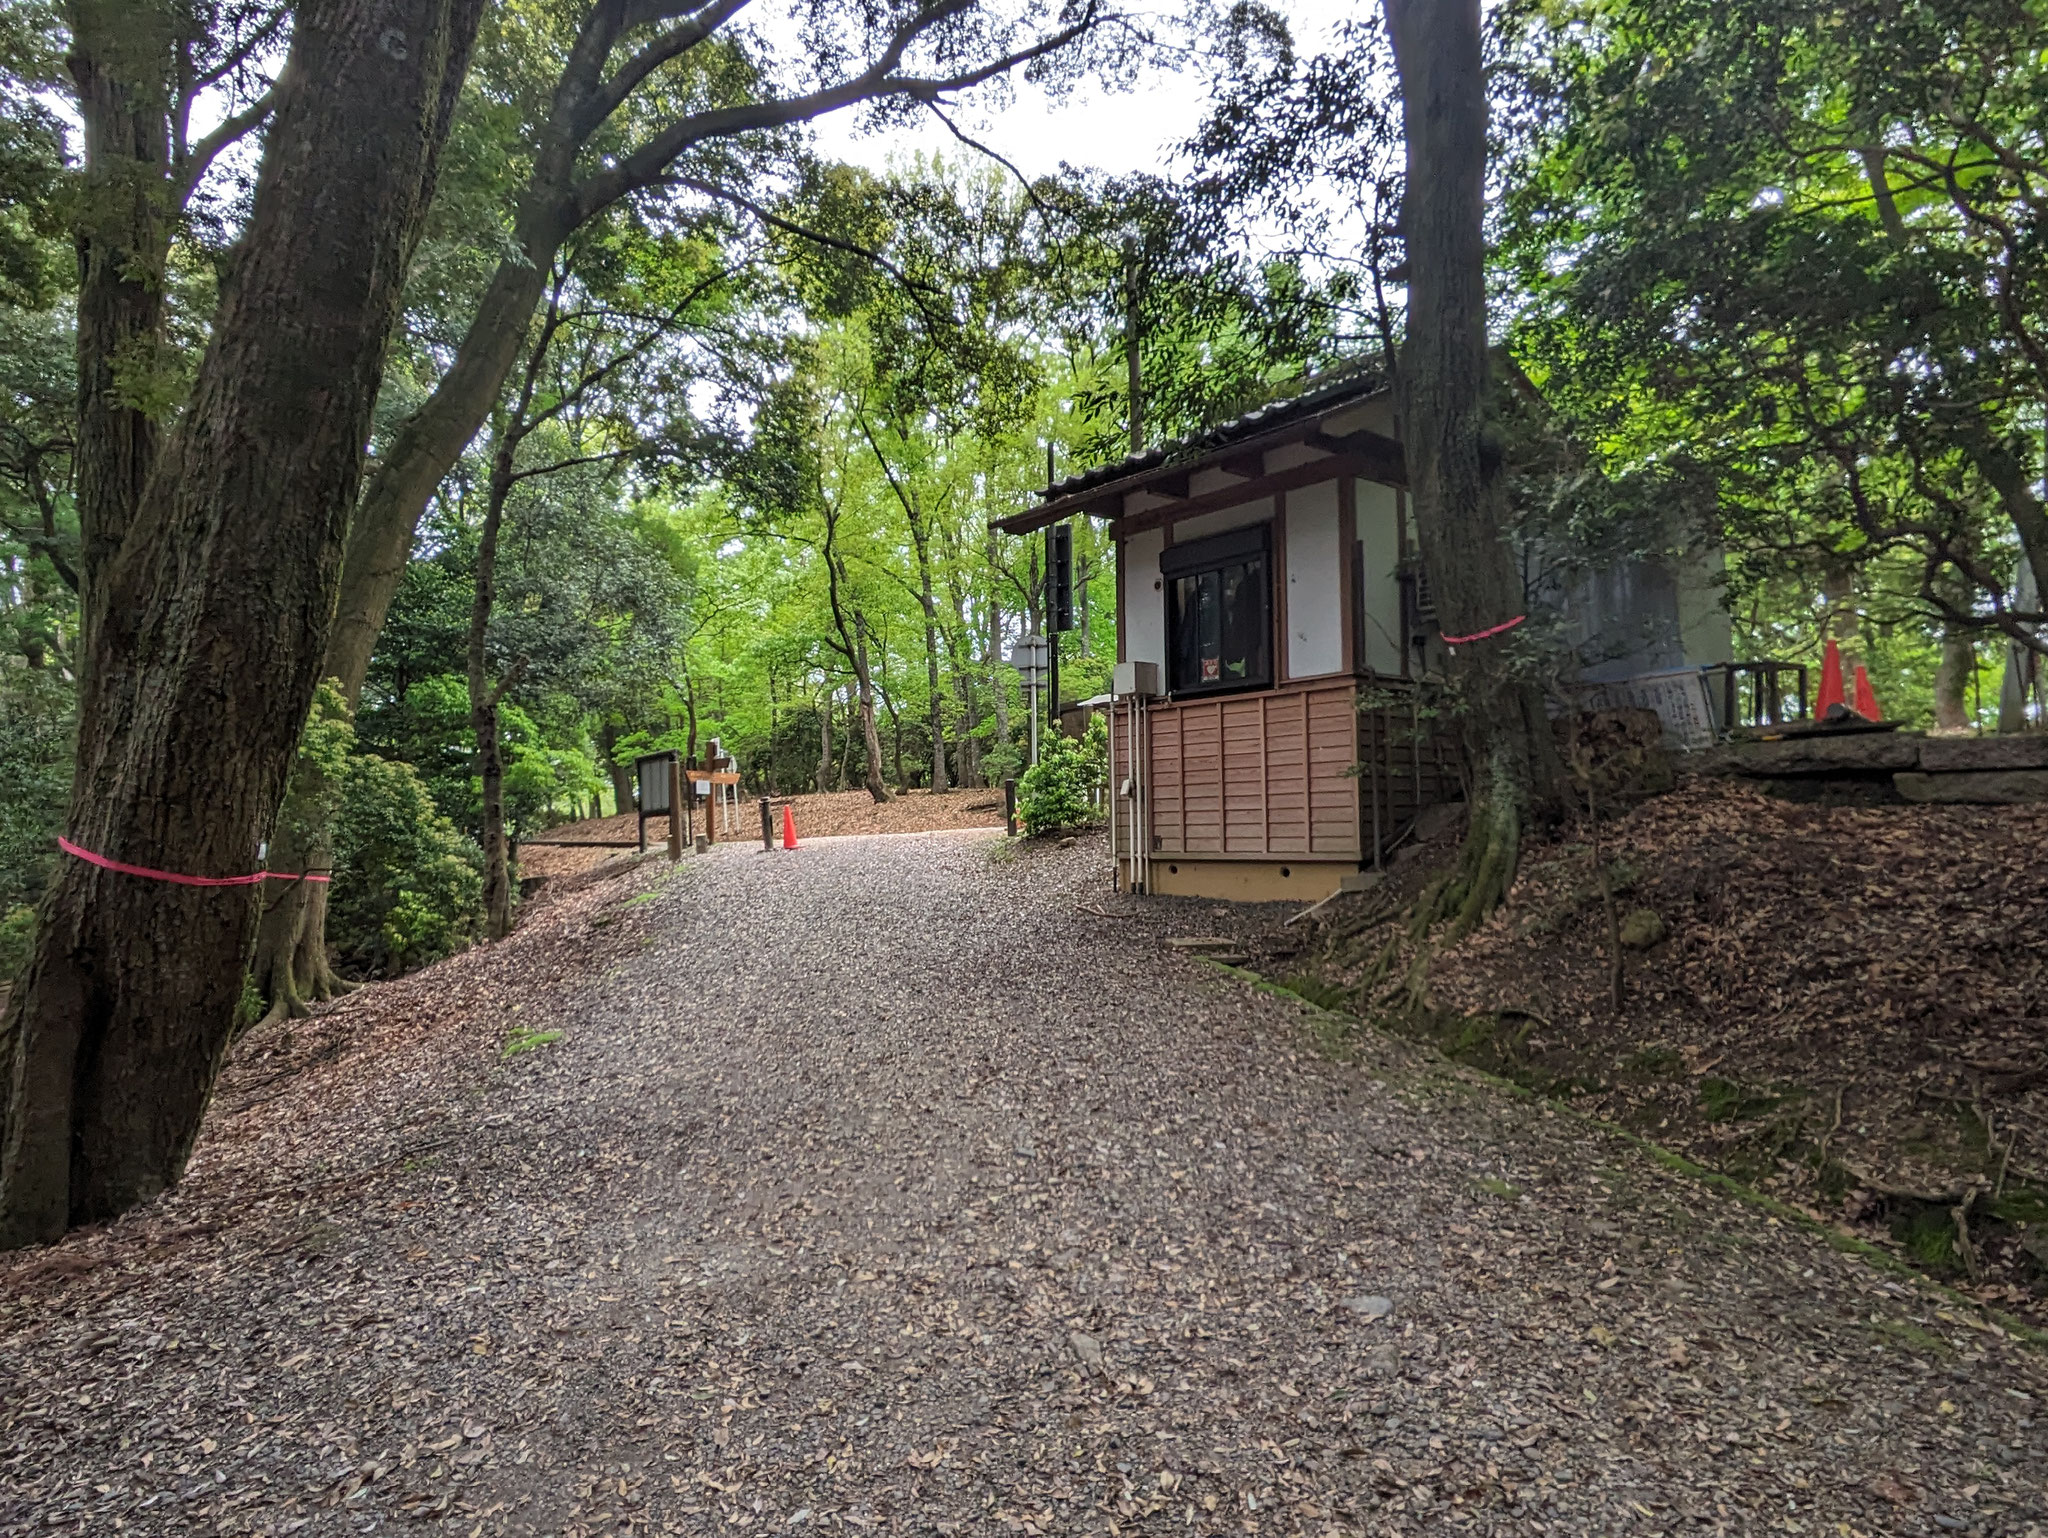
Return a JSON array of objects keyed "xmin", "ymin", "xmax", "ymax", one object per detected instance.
[{"xmin": 1162, "ymin": 523, "xmax": 1272, "ymax": 696}]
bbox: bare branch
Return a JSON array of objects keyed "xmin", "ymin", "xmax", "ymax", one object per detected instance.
[
  {"xmin": 665, "ymin": 174, "xmax": 947, "ymax": 322},
  {"xmin": 580, "ymin": 0, "xmax": 752, "ymax": 136},
  {"xmin": 920, "ymin": 99, "xmax": 1058, "ymax": 222},
  {"xmin": 573, "ymin": 1, "xmax": 1100, "ymax": 224},
  {"xmin": 176, "ymin": 87, "xmax": 276, "ymax": 204}
]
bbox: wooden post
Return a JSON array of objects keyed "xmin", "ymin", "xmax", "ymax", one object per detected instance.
[
  {"xmin": 1004, "ymin": 777, "xmax": 1018, "ymax": 837},
  {"xmin": 759, "ymin": 795, "xmax": 773, "ymax": 852},
  {"xmin": 667, "ymin": 757, "xmax": 684, "ymax": 861}
]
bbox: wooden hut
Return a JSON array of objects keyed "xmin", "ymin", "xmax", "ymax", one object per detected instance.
[{"xmin": 995, "ymin": 367, "xmax": 1731, "ymax": 901}]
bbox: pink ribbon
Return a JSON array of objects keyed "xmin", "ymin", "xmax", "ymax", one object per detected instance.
[
  {"xmin": 59, "ymin": 836, "xmax": 331, "ymax": 887},
  {"xmin": 1441, "ymin": 614, "xmax": 1527, "ymax": 647}
]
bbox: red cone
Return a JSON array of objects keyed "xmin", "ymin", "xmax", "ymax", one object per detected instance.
[
  {"xmin": 1852, "ymin": 664, "xmax": 1883, "ymax": 721},
  {"xmin": 1814, "ymin": 638, "xmax": 1846, "ymax": 717},
  {"xmin": 781, "ymin": 803, "xmax": 798, "ymax": 850}
]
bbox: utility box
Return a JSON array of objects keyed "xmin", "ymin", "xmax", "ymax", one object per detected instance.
[
  {"xmin": 1113, "ymin": 660, "xmax": 1161, "ymax": 697},
  {"xmin": 634, "ymin": 750, "xmax": 678, "ymax": 852}
]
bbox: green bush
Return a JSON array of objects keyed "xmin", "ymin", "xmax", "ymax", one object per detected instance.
[
  {"xmin": 1017, "ymin": 715, "xmax": 1107, "ymax": 836},
  {"xmin": 0, "ymin": 904, "xmax": 35, "ymax": 981},
  {"xmin": 0, "ymin": 665, "xmax": 72, "ymax": 912},
  {"xmin": 329, "ymin": 752, "xmax": 484, "ymax": 976}
]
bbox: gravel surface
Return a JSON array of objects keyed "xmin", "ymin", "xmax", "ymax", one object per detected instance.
[
  {"xmin": 518, "ymin": 792, "xmax": 1006, "ymax": 881},
  {"xmin": 4, "ymin": 830, "xmax": 2047, "ymax": 1536}
]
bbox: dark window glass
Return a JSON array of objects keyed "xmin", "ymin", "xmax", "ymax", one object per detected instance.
[{"xmin": 1165, "ymin": 530, "xmax": 1271, "ymax": 696}]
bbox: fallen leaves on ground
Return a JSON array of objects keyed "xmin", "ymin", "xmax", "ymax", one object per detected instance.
[
  {"xmin": 1289, "ymin": 779, "xmax": 2048, "ymax": 1316},
  {"xmin": 3, "ymin": 830, "xmax": 2045, "ymax": 1538}
]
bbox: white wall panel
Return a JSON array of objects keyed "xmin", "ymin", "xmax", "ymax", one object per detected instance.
[
  {"xmin": 1286, "ymin": 480, "xmax": 1343, "ymax": 678},
  {"xmin": 1356, "ymin": 479, "xmax": 1405, "ymax": 676},
  {"xmin": 1122, "ymin": 526, "xmax": 1166, "ymax": 669}
]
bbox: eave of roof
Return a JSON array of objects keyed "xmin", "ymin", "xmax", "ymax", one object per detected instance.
[{"xmin": 995, "ymin": 363, "xmax": 1391, "ymax": 535}]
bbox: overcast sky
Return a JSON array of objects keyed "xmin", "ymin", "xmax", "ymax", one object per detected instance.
[{"xmin": 804, "ymin": 0, "xmax": 1356, "ymax": 182}]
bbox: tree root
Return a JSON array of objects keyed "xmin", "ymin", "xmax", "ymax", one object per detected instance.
[{"xmin": 1347, "ymin": 761, "xmax": 1529, "ymax": 1025}]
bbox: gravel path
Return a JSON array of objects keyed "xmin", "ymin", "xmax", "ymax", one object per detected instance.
[{"xmin": 4, "ymin": 831, "xmax": 2047, "ymax": 1536}]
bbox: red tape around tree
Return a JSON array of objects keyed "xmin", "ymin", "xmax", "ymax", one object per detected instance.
[
  {"xmin": 1440, "ymin": 614, "xmax": 1528, "ymax": 647},
  {"xmin": 59, "ymin": 836, "xmax": 331, "ymax": 887}
]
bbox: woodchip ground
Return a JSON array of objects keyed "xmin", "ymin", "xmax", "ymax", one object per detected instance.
[{"xmin": 3, "ymin": 830, "xmax": 2045, "ymax": 1535}]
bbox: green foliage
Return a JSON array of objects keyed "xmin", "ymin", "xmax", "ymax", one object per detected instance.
[
  {"xmin": 274, "ymin": 681, "xmax": 356, "ymax": 863},
  {"xmin": 1017, "ymin": 715, "xmax": 1106, "ymax": 836},
  {"xmin": 502, "ymin": 1026, "xmax": 561, "ymax": 1058},
  {"xmin": 330, "ymin": 752, "xmax": 484, "ymax": 977},
  {"xmin": 1501, "ymin": 0, "xmax": 2048, "ymax": 701},
  {"xmin": 0, "ymin": 902, "xmax": 34, "ymax": 981},
  {"xmin": 0, "ymin": 662, "xmax": 69, "ymax": 951}
]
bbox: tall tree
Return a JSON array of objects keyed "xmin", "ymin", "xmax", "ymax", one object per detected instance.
[
  {"xmin": 0, "ymin": 0, "xmax": 483, "ymax": 1245},
  {"xmin": 1504, "ymin": 0, "xmax": 2048, "ymax": 664},
  {"xmin": 265, "ymin": 0, "xmax": 1106, "ymax": 981},
  {"xmin": 1383, "ymin": 0, "xmax": 1561, "ymax": 932},
  {"xmin": 325, "ymin": 0, "xmax": 1108, "ymax": 716},
  {"xmin": 64, "ymin": 0, "xmax": 284, "ymax": 654}
]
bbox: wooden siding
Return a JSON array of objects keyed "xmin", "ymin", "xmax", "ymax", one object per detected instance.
[
  {"xmin": 1117, "ymin": 681, "xmax": 1363, "ymax": 860},
  {"xmin": 1113, "ymin": 677, "xmax": 1462, "ymax": 866}
]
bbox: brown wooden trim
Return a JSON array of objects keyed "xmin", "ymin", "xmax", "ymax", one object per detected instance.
[
  {"xmin": 1309, "ymin": 427, "xmax": 1405, "ymax": 476},
  {"xmin": 1150, "ymin": 851, "xmax": 1361, "ymax": 865},
  {"xmin": 1156, "ymin": 672, "xmax": 1353, "ymax": 703},
  {"xmin": 1113, "ymin": 456, "xmax": 1387, "ymax": 539},
  {"xmin": 1338, "ymin": 474, "xmax": 1357, "ymax": 676},
  {"xmin": 1258, "ymin": 692, "xmax": 1271, "ymax": 851},
  {"xmin": 994, "ymin": 391, "xmax": 1397, "ymax": 534},
  {"xmin": 1272, "ymin": 489, "xmax": 1289, "ymax": 684}
]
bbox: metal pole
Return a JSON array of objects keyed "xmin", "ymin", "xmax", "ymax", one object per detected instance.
[
  {"xmin": 1106, "ymin": 691, "xmax": 1118, "ymax": 883},
  {"xmin": 1048, "ymin": 626, "xmax": 1060, "ymax": 744},
  {"xmin": 667, "ymin": 756, "xmax": 684, "ymax": 862},
  {"xmin": 1028, "ymin": 677, "xmax": 1040, "ymax": 765},
  {"xmin": 1046, "ymin": 526, "xmax": 1061, "ymax": 744},
  {"xmin": 1004, "ymin": 778, "xmax": 1018, "ymax": 837},
  {"xmin": 759, "ymin": 795, "xmax": 773, "ymax": 852}
]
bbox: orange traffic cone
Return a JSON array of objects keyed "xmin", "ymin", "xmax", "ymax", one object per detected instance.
[
  {"xmin": 1852, "ymin": 664, "xmax": 1883, "ymax": 721},
  {"xmin": 781, "ymin": 803, "xmax": 798, "ymax": 850},
  {"xmin": 1814, "ymin": 638, "xmax": 1846, "ymax": 717}
]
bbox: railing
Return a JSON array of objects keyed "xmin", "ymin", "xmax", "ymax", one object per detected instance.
[
  {"xmin": 1356, "ymin": 677, "xmax": 1462, "ymax": 868},
  {"xmin": 1701, "ymin": 661, "xmax": 1809, "ymax": 731}
]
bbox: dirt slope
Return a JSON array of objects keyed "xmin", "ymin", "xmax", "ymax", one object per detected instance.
[{"xmin": 1284, "ymin": 779, "xmax": 2048, "ymax": 1315}]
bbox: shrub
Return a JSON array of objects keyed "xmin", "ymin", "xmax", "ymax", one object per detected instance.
[
  {"xmin": 329, "ymin": 752, "xmax": 484, "ymax": 976},
  {"xmin": 1017, "ymin": 715, "xmax": 1107, "ymax": 836}
]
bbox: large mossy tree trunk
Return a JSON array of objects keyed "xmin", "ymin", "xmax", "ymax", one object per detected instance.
[
  {"xmin": 1385, "ymin": 0, "xmax": 1563, "ymax": 936},
  {"xmin": 66, "ymin": 0, "xmax": 172, "ymax": 657},
  {"xmin": 0, "ymin": 0, "xmax": 481, "ymax": 1247}
]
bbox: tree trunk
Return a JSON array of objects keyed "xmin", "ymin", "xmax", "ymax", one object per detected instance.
[
  {"xmin": 246, "ymin": 752, "xmax": 353, "ymax": 1030},
  {"xmin": 984, "ymin": 523, "xmax": 1012, "ymax": 761},
  {"xmin": 910, "ymin": 511, "xmax": 948, "ymax": 791},
  {"xmin": 598, "ymin": 720, "xmax": 632, "ymax": 812},
  {"xmin": 1384, "ymin": 0, "xmax": 1562, "ymax": 935},
  {"xmin": 66, "ymin": 0, "xmax": 174, "ymax": 655},
  {"xmin": 938, "ymin": 521, "xmax": 981, "ymax": 786},
  {"xmin": 0, "ymin": 0, "xmax": 481, "ymax": 1246},
  {"xmin": 468, "ymin": 440, "xmax": 514, "ymax": 941},
  {"xmin": 815, "ymin": 692, "xmax": 834, "ymax": 794},
  {"xmin": 1933, "ymin": 627, "xmax": 1973, "ymax": 732},
  {"xmin": 852, "ymin": 609, "xmax": 890, "ymax": 803}
]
